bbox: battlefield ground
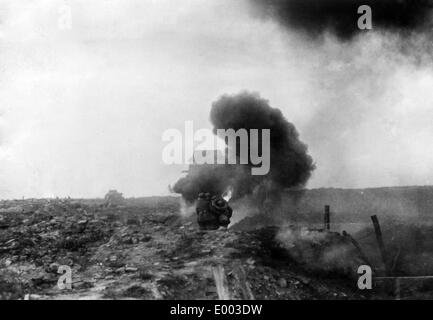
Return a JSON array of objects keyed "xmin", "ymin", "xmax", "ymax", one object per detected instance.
[{"xmin": 1, "ymin": 186, "xmax": 433, "ymax": 300}]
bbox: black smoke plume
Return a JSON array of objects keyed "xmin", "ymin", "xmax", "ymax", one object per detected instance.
[
  {"xmin": 250, "ymin": 0, "xmax": 433, "ymax": 40},
  {"xmin": 173, "ymin": 91, "xmax": 315, "ymax": 203}
]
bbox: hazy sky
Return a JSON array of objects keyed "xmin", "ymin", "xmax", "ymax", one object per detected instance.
[{"xmin": 1, "ymin": 0, "xmax": 433, "ymax": 199}]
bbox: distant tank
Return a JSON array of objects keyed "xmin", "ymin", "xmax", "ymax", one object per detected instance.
[
  {"xmin": 104, "ymin": 190, "xmax": 125, "ymax": 207},
  {"xmin": 196, "ymin": 193, "xmax": 232, "ymax": 230}
]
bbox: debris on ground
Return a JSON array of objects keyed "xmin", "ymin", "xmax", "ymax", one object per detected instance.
[{"xmin": 0, "ymin": 197, "xmax": 427, "ymax": 300}]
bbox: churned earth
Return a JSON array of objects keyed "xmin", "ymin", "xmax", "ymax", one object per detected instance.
[{"xmin": 0, "ymin": 197, "xmax": 401, "ymax": 300}]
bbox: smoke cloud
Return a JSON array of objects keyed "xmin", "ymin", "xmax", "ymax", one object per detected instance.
[
  {"xmin": 243, "ymin": 0, "xmax": 433, "ymax": 189},
  {"xmin": 250, "ymin": 0, "xmax": 433, "ymax": 40},
  {"xmin": 173, "ymin": 91, "xmax": 315, "ymax": 203}
]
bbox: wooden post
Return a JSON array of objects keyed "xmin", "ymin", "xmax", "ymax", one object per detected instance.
[
  {"xmin": 233, "ymin": 265, "xmax": 255, "ymax": 300},
  {"xmin": 324, "ymin": 205, "xmax": 330, "ymax": 231},
  {"xmin": 212, "ymin": 265, "xmax": 231, "ymax": 300},
  {"xmin": 371, "ymin": 215, "xmax": 390, "ymax": 276},
  {"xmin": 395, "ymin": 278, "xmax": 401, "ymax": 300},
  {"xmin": 342, "ymin": 230, "xmax": 374, "ymax": 270}
]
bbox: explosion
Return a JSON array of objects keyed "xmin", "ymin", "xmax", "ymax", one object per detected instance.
[
  {"xmin": 222, "ymin": 186, "xmax": 233, "ymax": 202},
  {"xmin": 172, "ymin": 91, "xmax": 315, "ymax": 205}
]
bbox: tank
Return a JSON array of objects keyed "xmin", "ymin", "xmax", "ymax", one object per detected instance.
[{"xmin": 196, "ymin": 193, "xmax": 233, "ymax": 230}]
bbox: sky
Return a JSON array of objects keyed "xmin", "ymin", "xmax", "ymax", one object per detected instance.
[{"xmin": 1, "ymin": 0, "xmax": 433, "ymax": 199}]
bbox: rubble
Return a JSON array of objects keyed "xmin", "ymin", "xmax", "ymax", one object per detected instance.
[{"xmin": 0, "ymin": 196, "xmax": 428, "ymax": 300}]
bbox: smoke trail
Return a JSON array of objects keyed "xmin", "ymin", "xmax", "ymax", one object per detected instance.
[
  {"xmin": 250, "ymin": 0, "xmax": 433, "ymax": 40},
  {"xmin": 173, "ymin": 91, "xmax": 315, "ymax": 203}
]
